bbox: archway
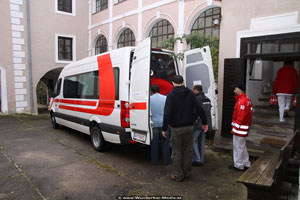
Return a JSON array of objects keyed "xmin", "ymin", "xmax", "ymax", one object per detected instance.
[{"xmin": 36, "ymin": 67, "xmax": 63, "ymax": 114}]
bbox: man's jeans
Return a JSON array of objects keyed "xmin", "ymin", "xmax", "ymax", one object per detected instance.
[
  {"xmin": 277, "ymin": 94, "xmax": 292, "ymax": 122},
  {"xmin": 151, "ymin": 127, "xmax": 170, "ymax": 165},
  {"xmin": 192, "ymin": 129, "xmax": 205, "ymax": 164},
  {"xmin": 233, "ymin": 135, "xmax": 251, "ymax": 170},
  {"xmin": 170, "ymin": 126, "xmax": 193, "ymax": 180}
]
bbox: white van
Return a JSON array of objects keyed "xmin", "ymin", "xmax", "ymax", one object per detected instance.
[{"xmin": 49, "ymin": 38, "xmax": 217, "ymax": 151}]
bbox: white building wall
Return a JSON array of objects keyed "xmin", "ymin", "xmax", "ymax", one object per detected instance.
[{"xmin": 10, "ymin": 0, "xmax": 28, "ymax": 113}]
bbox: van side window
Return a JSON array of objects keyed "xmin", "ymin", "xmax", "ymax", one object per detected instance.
[
  {"xmin": 63, "ymin": 71, "xmax": 99, "ymax": 99},
  {"xmin": 63, "ymin": 75, "xmax": 79, "ymax": 98},
  {"xmin": 53, "ymin": 78, "xmax": 62, "ymax": 97},
  {"xmin": 78, "ymin": 71, "xmax": 99, "ymax": 99},
  {"xmin": 113, "ymin": 67, "xmax": 119, "ymax": 100}
]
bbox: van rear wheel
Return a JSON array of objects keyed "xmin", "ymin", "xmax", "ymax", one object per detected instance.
[
  {"xmin": 91, "ymin": 126, "xmax": 105, "ymax": 152},
  {"xmin": 51, "ymin": 113, "xmax": 59, "ymax": 129}
]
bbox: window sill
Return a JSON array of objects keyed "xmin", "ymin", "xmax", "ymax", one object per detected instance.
[
  {"xmin": 56, "ymin": 60, "xmax": 74, "ymax": 64},
  {"xmin": 56, "ymin": 10, "xmax": 76, "ymax": 16},
  {"xmin": 114, "ymin": 1, "xmax": 126, "ymax": 5}
]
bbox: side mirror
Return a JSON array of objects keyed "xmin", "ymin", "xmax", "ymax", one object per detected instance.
[{"xmin": 215, "ymin": 89, "xmax": 218, "ymax": 95}]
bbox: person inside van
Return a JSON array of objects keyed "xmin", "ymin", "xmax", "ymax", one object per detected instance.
[
  {"xmin": 150, "ymin": 84, "xmax": 171, "ymax": 165},
  {"xmin": 150, "ymin": 70, "xmax": 173, "ymax": 95}
]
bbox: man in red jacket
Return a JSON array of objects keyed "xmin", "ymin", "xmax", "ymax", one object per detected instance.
[
  {"xmin": 272, "ymin": 60, "xmax": 298, "ymax": 123},
  {"xmin": 150, "ymin": 70, "xmax": 173, "ymax": 95},
  {"xmin": 229, "ymin": 83, "xmax": 253, "ymax": 171}
]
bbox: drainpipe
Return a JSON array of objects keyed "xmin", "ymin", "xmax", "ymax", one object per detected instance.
[
  {"xmin": 26, "ymin": 0, "xmax": 34, "ymax": 114},
  {"xmin": 88, "ymin": 0, "xmax": 92, "ymax": 56}
]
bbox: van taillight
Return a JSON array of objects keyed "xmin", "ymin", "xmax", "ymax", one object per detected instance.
[{"xmin": 121, "ymin": 101, "xmax": 130, "ymax": 128}]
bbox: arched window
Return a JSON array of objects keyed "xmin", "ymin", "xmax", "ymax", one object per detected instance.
[
  {"xmin": 149, "ymin": 19, "xmax": 174, "ymax": 49},
  {"xmin": 117, "ymin": 28, "xmax": 135, "ymax": 48},
  {"xmin": 191, "ymin": 7, "xmax": 221, "ymax": 41},
  {"xmin": 95, "ymin": 35, "xmax": 107, "ymax": 55}
]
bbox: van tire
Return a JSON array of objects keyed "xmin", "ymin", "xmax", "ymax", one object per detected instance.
[
  {"xmin": 51, "ymin": 113, "xmax": 59, "ymax": 129},
  {"xmin": 91, "ymin": 126, "xmax": 105, "ymax": 152}
]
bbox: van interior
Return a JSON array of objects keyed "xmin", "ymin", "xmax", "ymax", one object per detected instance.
[{"xmin": 150, "ymin": 51, "xmax": 177, "ymax": 84}]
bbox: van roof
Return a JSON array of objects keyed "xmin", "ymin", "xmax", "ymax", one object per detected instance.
[{"xmin": 64, "ymin": 47, "xmax": 135, "ymax": 70}]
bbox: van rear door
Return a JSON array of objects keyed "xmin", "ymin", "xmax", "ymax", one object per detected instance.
[
  {"xmin": 129, "ymin": 38, "xmax": 152, "ymax": 145},
  {"xmin": 184, "ymin": 46, "xmax": 218, "ymax": 130}
]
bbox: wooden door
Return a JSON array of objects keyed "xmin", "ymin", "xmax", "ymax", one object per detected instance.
[{"xmin": 221, "ymin": 58, "xmax": 245, "ymax": 137}]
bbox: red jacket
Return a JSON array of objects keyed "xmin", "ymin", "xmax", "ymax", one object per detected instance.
[
  {"xmin": 150, "ymin": 77, "xmax": 174, "ymax": 95},
  {"xmin": 272, "ymin": 65, "xmax": 298, "ymax": 94},
  {"xmin": 231, "ymin": 93, "xmax": 253, "ymax": 137}
]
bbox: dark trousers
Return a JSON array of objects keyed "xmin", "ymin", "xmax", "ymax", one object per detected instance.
[
  {"xmin": 170, "ymin": 126, "xmax": 193, "ymax": 180},
  {"xmin": 151, "ymin": 127, "xmax": 171, "ymax": 165}
]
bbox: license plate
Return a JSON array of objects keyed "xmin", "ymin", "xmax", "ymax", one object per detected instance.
[{"xmin": 133, "ymin": 132, "xmax": 146, "ymax": 142}]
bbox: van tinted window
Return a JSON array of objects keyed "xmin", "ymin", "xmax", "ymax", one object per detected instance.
[
  {"xmin": 63, "ymin": 71, "xmax": 99, "ymax": 99},
  {"xmin": 114, "ymin": 67, "xmax": 119, "ymax": 100},
  {"xmin": 53, "ymin": 78, "xmax": 62, "ymax": 97}
]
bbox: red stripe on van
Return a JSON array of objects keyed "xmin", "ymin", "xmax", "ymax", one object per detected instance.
[
  {"xmin": 58, "ymin": 54, "xmax": 116, "ymax": 116},
  {"xmin": 59, "ymin": 100, "xmax": 115, "ymax": 115},
  {"xmin": 97, "ymin": 53, "xmax": 115, "ymax": 116},
  {"xmin": 130, "ymin": 102, "xmax": 147, "ymax": 110},
  {"xmin": 59, "ymin": 99, "xmax": 97, "ymax": 106},
  {"xmin": 76, "ymin": 100, "xmax": 97, "ymax": 106}
]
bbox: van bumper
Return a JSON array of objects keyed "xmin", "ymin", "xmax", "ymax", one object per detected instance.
[{"xmin": 99, "ymin": 123, "xmax": 132, "ymax": 145}]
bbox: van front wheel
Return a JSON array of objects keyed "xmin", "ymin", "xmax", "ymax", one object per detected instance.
[
  {"xmin": 51, "ymin": 113, "xmax": 59, "ymax": 129},
  {"xmin": 91, "ymin": 126, "xmax": 105, "ymax": 152}
]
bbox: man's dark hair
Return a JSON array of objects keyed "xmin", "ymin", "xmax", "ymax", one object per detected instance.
[
  {"xmin": 172, "ymin": 75, "xmax": 184, "ymax": 84},
  {"xmin": 284, "ymin": 59, "xmax": 293, "ymax": 66},
  {"xmin": 151, "ymin": 84, "xmax": 160, "ymax": 93},
  {"xmin": 232, "ymin": 83, "xmax": 246, "ymax": 92},
  {"xmin": 193, "ymin": 85, "xmax": 203, "ymax": 93}
]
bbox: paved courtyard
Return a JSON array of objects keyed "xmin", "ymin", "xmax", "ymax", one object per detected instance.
[{"xmin": 0, "ymin": 114, "xmax": 246, "ymax": 200}]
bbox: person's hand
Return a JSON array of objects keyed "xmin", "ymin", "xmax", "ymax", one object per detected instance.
[
  {"xmin": 162, "ymin": 131, "xmax": 167, "ymax": 139},
  {"xmin": 202, "ymin": 125, "xmax": 208, "ymax": 133}
]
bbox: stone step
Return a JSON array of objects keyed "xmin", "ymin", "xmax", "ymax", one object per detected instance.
[
  {"xmin": 247, "ymin": 130, "xmax": 294, "ymax": 148},
  {"xmin": 261, "ymin": 92, "xmax": 272, "ymax": 99},
  {"xmin": 253, "ymin": 105, "xmax": 283, "ymax": 113},
  {"xmin": 256, "ymin": 99, "xmax": 270, "ymax": 106},
  {"xmin": 252, "ymin": 117, "xmax": 295, "ymax": 128},
  {"xmin": 254, "ymin": 105, "xmax": 296, "ymax": 111},
  {"xmin": 252, "ymin": 112, "xmax": 296, "ymax": 122},
  {"xmin": 251, "ymin": 123, "xmax": 294, "ymax": 134},
  {"xmin": 258, "ymin": 97, "xmax": 269, "ymax": 102},
  {"xmin": 249, "ymin": 129, "xmax": 291, "ymax": 138},
  {"xmin": 264, "ymin": 87, "xmax": 272, "ymax": 93}
]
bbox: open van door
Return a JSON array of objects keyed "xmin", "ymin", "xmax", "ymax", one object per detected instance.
[
  {"xmin": 184, "ymin": 46, "xmax": 218, "ymax": 130},
  {"xmin": 129, "ymin": 38, "xmax": 152, "ymax": 145}
]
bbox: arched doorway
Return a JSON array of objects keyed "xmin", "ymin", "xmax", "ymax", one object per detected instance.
[{"xmin": 37, "ymin": 67, "xmax": 63, "ymax": 114}]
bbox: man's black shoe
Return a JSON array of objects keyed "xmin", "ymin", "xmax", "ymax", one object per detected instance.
[
  {"xmin": 192, "ymin": 162, "xmax": 203, "ymax": 166},
  {"xmin": 228, "ymin": 165, "xmax": 246, "ymax": 172}
]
